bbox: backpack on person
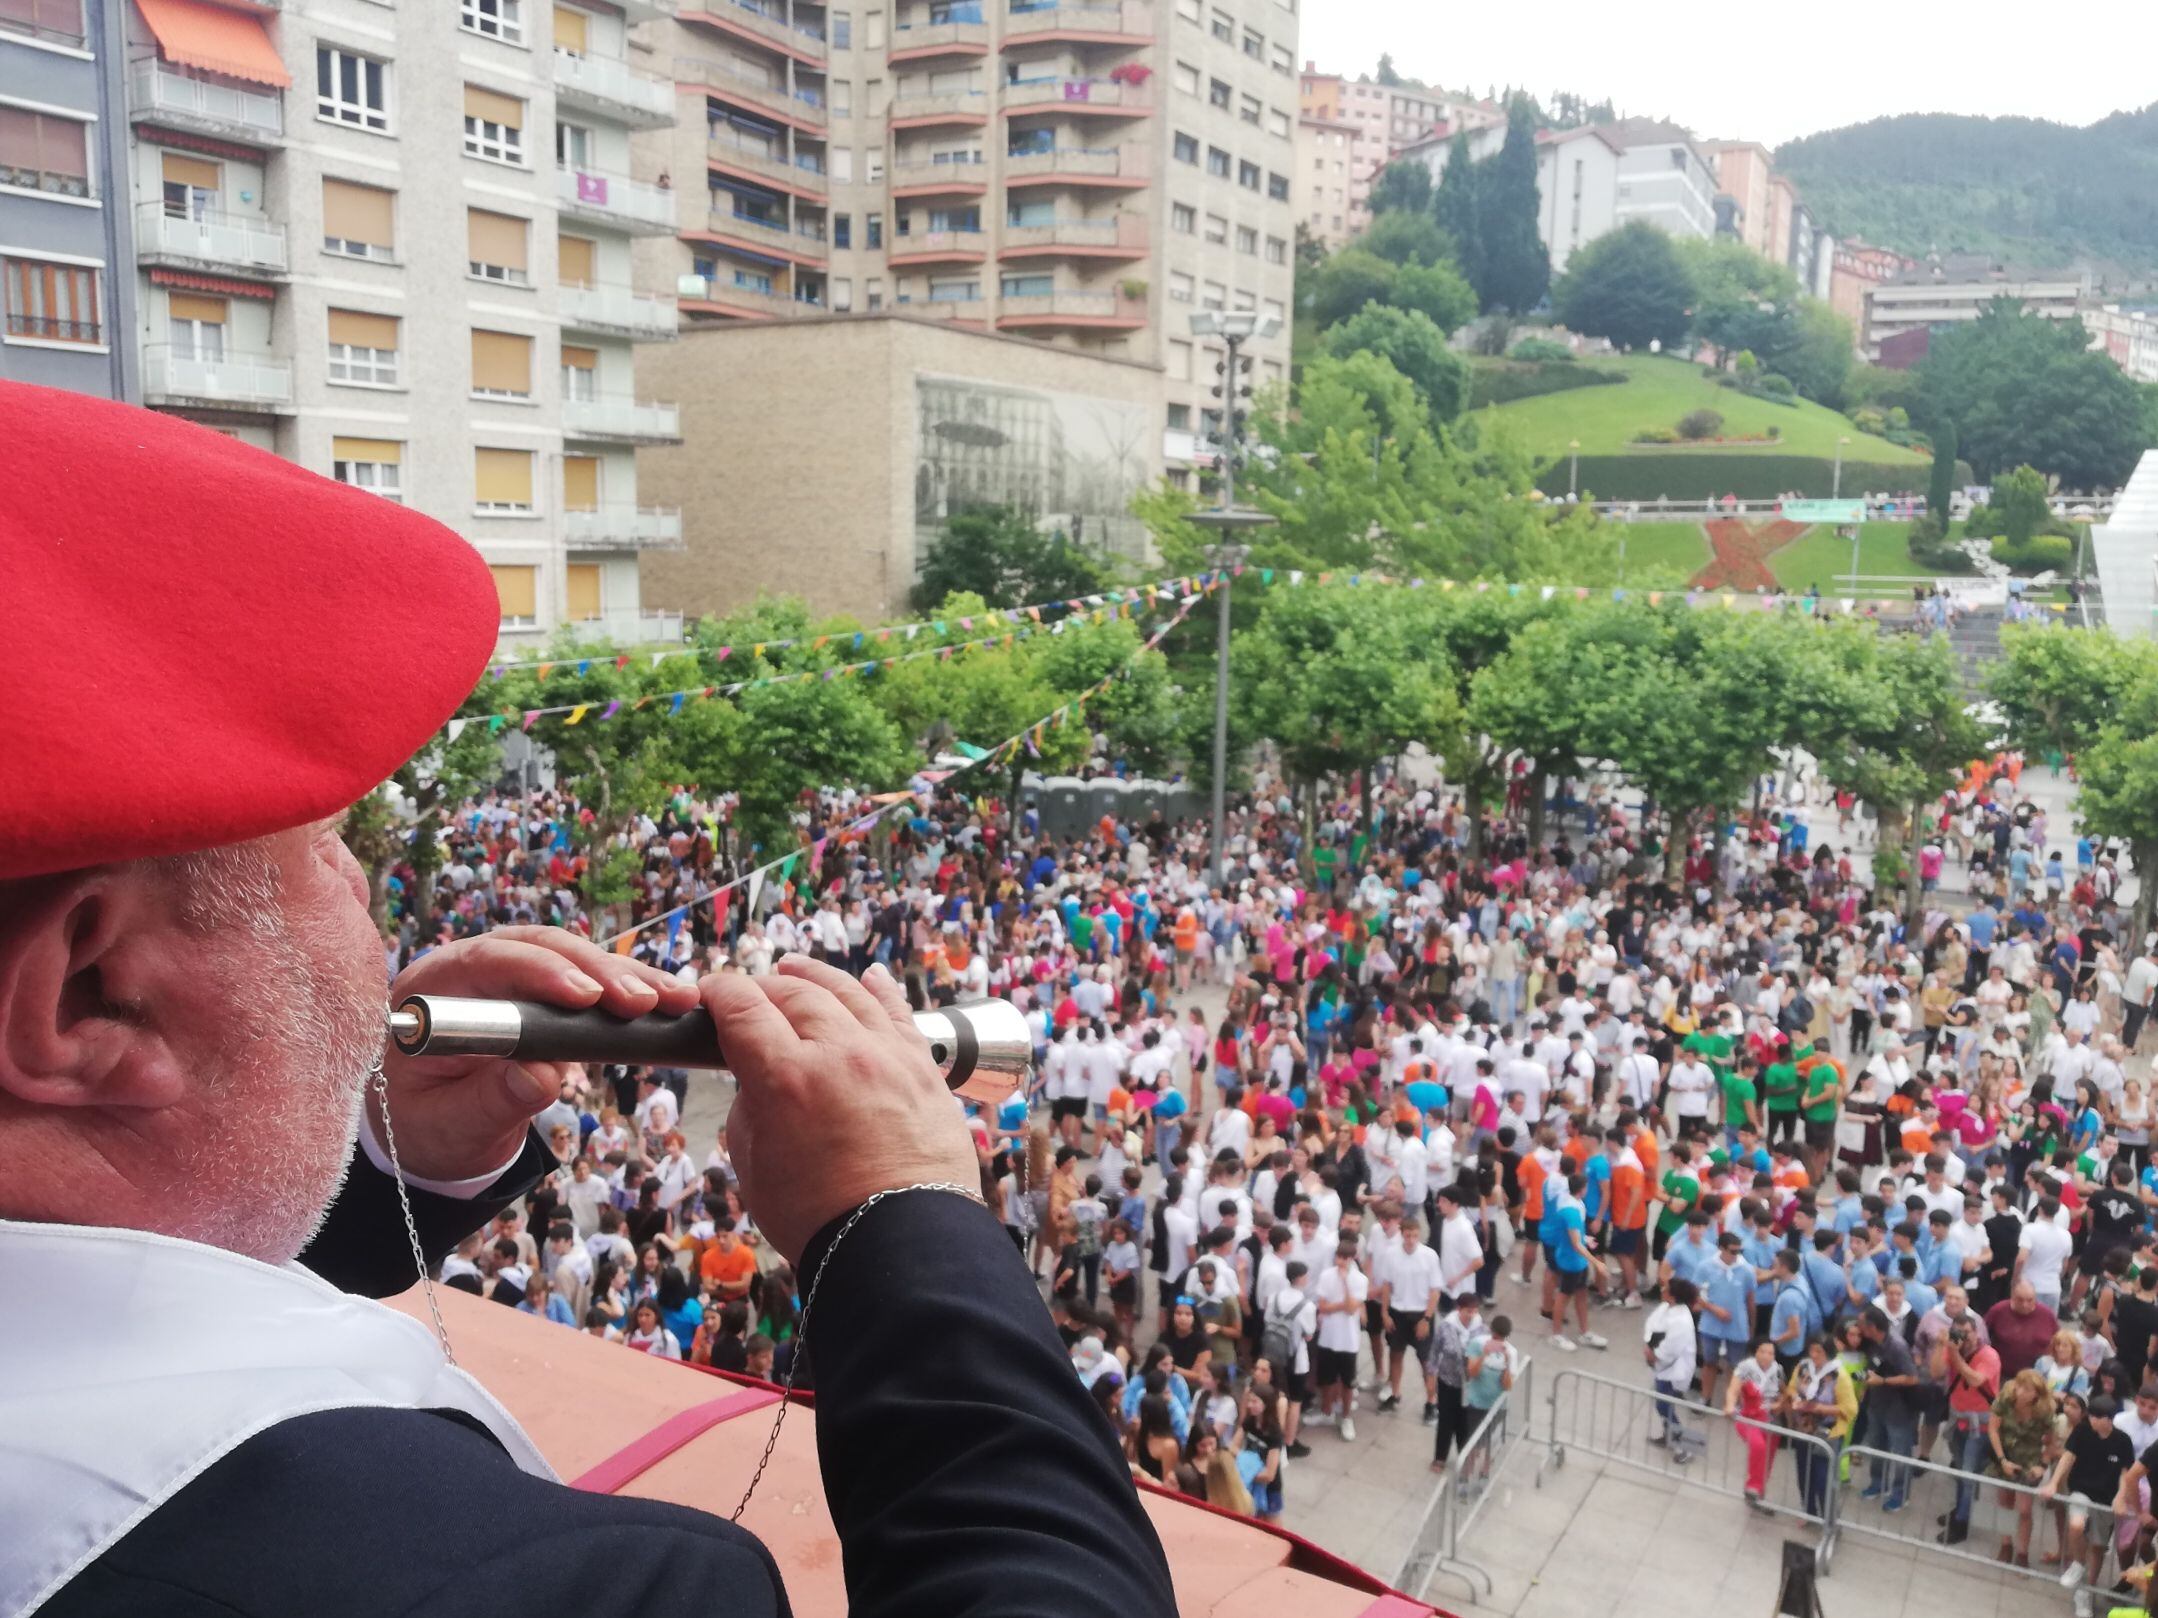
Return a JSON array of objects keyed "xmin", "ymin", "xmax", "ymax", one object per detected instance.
[{"xmin": 1259, "ymin": 1292, "xmax": 1301, "ymax": 1376}]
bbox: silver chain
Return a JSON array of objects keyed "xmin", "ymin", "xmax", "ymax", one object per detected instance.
[
  {"xmin": 370, "ymin": 1014, "xmax": 457, "ymax": 1369},
  {"xmin": 730, "ymin": 1181, "xmax": 982, "ymax": 1521}
]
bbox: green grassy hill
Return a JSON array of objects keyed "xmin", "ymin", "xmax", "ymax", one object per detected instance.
[{"xmin": 1484, "ymin": 355, "xmax": 1927, "ymax": 501}]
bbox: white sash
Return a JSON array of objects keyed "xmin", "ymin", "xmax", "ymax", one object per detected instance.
[{"xmin": 0, "ymin": 1219, "xmax": 555, "ymax": 1618}]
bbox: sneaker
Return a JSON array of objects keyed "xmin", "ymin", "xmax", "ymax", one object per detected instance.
[
  {"xmin": 1671, "ymin": 1446, "xmax": 1696, "ymax": 1465},
  {"xmin": 1620, "ymin": 1292, "xmax": 1644, "ymax": 1310},
  {"xmin": 1860, "ymin": 1484, "xmax": 1885, "ymax": 1501},
  {"xmin": 1287, "ymin": 1442, "xmax": 1313, "ymax": 1459},
  {"xmin": 1882, "ymin": 1497, "xmax": 1907, "ymax": 1515},
  {"xmin": 1340, "ymin": 1417, "xmax": 1358, "ymax": 1442},
  {"xmin": 1645, "ymin": 1431, "xmax": 1668, "ymax": 1447},
  {"xmin": 1551, "ymin": 1335, "xmax": 1577, "ymax": 1352},
  {"xmin": 1422, "ymin": 1402, "xmax": 1439, "ymax": 1424},
  {"xmin": 2061, "ymin": 1565, "xmax": 2085, "ymax": 1590},
  {"xmin": 1581, "ymin": 1331, "xmax": 1610, "ymax": 1350},
  {"xmin": 1307, "ymin": 1411, "xmax": 1336, "ymax": 1427},
  {"xmin": 1376, "ymin": 1393, "xmax": 1399, "ymax": 1413},
  {"xmin": 1938, "ymin": 1523, "xmax": 1969, "ymax": 1546}
]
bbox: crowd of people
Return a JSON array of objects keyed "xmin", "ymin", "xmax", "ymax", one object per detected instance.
[{"xmin": 394, "ymin": 740, "xmax": 2158, "ymax": 1596}]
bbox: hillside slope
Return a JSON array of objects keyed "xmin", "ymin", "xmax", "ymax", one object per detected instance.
[{"xmin": 1775, "ymin": 107, "xmax": 2158, "ymax": 277}]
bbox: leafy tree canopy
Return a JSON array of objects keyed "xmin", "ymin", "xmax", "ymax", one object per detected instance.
[
  {"xmin": 1367, "ymin": 159, "xmax": 1433, "ymax": 219},
  {"xmin": 1322, "ymin": 303, "xmax": 1470, "ymax": 425},
  {"xmin": 910, "ymin": 504, "xmax": 1109, "ymax": 611},
  {"xmin": 1552, "ymin": 220, "xmax": 1696, "ymax": 352}
]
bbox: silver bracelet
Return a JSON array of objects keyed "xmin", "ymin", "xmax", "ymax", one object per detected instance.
[{"xmin": 731, "ymin": 1181, "xmax": 985, "ymax": 1519}]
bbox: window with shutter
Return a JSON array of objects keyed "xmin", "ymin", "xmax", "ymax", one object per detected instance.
[
  {"xmin": 560, "ymin": 342, "xmax": 598, "ymax": 402},
  {"xmin": 0, "ymin": 0, "xmax": 88, "ymax": 48},
  {"xmin": 490, "ymin": 563, "xmax": 538, "ymax": 623},
  {"xmin": 332, "ymin": 437, "xmax": 403, "ymax": 501},
  {"xmin": 467, "ymin": 209, "xmax": 530, "ymax": 284},
  {"xmin": 565, "ymin": 563, "xmax": 602, "ymax": 622},
  {"xmin": 160, "ymin": 152, "xmax": 220, "ymax": 219},
  {"xmin": 0, "ymin": 104, "xmax": 89, "ymax": 197},
  {"xmin": 464, "ymin": 85, "xmax": 525, "ymax": 163},
  {"xmin": 553, "ymin": 4, "xmax": 588, "ymax": 51},
  {"xmin": 557, "ymin": 233, "xmax": 596, "ymax": 288},
  {"xmin": 323, "ymin": 178, "xmax": 395, "ymax": 259},
  {"xmin": 475, "ymin": 449, "xmax": 535, "ymax": 511},
  {"xmin": 327, "ymin": 308, "xmax": 399, "ymax": 385},
  {"xmin": 168, "ymin": 293, "xmax": 227, "ymax": 362},
  {"xmin": 562, "ymin": 454, "xmax": 601, "ymax": 510},
  {"xmin": 471, "ymin": 329, "xmax": 534, "ymax": 397},
  {"xmin": 2, "ymin": 256, "xmax": 100, "ymax": 343}
]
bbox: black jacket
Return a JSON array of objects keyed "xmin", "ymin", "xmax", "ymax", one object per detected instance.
[{"xmin": 45, "ymin": 1131, "xmax": 1176, "ymax": 1618}]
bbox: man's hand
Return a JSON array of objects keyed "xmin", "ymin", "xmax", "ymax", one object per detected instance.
[
  {"xmin": 376, "ymin": 926, "xmax": 696, "ymax": 1181},
  {"xmin": 715, "ymin": 956, "xmax": 979, "ymax": 1265}
]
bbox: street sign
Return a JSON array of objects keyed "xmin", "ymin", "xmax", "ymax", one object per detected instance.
[{"xmin": 1779, "ymin": 499, "xmax": 1867, "ymax": 524}]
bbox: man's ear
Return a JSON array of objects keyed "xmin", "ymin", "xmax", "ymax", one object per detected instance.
[{"xmin": 0, "ymin": 872, "xmax": 191, "ymax": 1111}]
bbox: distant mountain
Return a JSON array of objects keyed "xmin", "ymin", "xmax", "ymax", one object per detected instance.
[{"xmin": 1775, "ymin": 107, "xmax": 2158, "ymax": 282}]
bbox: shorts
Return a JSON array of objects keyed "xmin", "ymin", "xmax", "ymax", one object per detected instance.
[
  {"xmin": 1701, "ymin": 1334, "xmax": 1748, "ymax": 1368},
  {"xmin": 1051, "ymin": 1097, "xmax": 1087, "ymax": 1122},
  {"xmin": 1804, "ymin": 1118, "xmax": 1836, "ymax": 1151},
  {"xmin": 2065, "ymin": 1492, "xmax": 2115, "ymax": 1538},
  {"xmin": 1519, "ymin": 1225, "xmax": 1541, "ymax": 1248},
  {"xmin": 1386, "ymin": 1307, "xmax": 1430, "ymax": 1352},
  {"xmin": 1608, "ymin": 1227, "xmax": 1642, "ymax": 1258},
  {"xmin": 1315, "ymin": 1347, "xmax": 1359, "ymax": 1389},
  {"xmin": 1283, "ymin": 1365, "xmax": 1309, "ymax": 1404},
  {"xmin": 1364, "ymin": 1300, "xmax": 1386, "ymax": 1339},
  {"xmin": 1556, "ymin": 1267, "xmax": 1588, "ymax": 1296}
]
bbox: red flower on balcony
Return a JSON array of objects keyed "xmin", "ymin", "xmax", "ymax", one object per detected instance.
[{"xmin": 1108, "ymin": 61, "xmax": 1150, "ymax": 85}]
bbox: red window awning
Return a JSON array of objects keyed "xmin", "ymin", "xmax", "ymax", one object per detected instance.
[
  {"xmin": 148, "ymin": 266, "xmax": 277, "ymax": 300},
  {"xmin": 134, "ymin": 0, "xmax": 293, "ymax": 89}
]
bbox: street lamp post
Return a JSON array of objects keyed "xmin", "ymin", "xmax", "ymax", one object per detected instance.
[
  {"xmin": 1189, "ymin": 307, "xmax": 1281, "ymax": 889},
  {"xmin": 1832, "ymin": 434, "xmax": 1851, "ymax": 500},
  {"xmin": 1568, "ymin": 438, "xmax": 1581, "ymax": 501}
]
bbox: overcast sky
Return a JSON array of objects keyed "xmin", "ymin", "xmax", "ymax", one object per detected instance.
[{"xmin": 1297, "ymin": 3, "xmax": 2157, "ymax": 148}]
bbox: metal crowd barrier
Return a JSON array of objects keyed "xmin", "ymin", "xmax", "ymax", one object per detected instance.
[
  {"xmin": 1538, "ymin": 1367, "xmax": 1841, "ymax": 1570},
  {"xmin": 1392, "ymin": 1358, "xmax": 1536, "ymax": 1602},
  {"xmin": 1835, "ymin": 1440, "xmax": 2121, "ymax": 1593}
]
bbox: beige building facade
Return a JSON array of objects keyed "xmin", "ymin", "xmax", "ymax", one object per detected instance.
[
  {"xmin": 118, "ymin": 0, "xmax": 683, "ymax": 647},
  {"xmin": 1293, "ymin": 112, "xmax": 1358, "ymax": 248},
  {"xmin": 641, "ymin": 0, "xmax": 1295, "ymax": 492},
  {"xmin": 636, "ymin": 313, "xmax": 1163, "ymax": 621}
]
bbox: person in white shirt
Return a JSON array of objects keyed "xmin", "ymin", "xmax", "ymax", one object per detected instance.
[
  {"xmin": 1375, "ymin": 1219, "xmax": 1444, "ymax": 1417},
  {"xmin": 1083, "ymin": 1026, "xmax": 1126, "ymax": 1120},
  {"xmin": 1667, "ymin": 1056, "xmax": 1714, "ymax": 1132},
  {"xmin": 1433, "ymin": 1185, "xmax": 1485, "ymax": 1306},
  {"xmin": 1208, "ymin": 1096, "xmax": 1252, "ymax": 1160},
  {"xmin": 632, "ymin": 1076, "xmax": 679, "ymax": 1146},
  {"xmin": 1155, "ymin": 1180, "xmax": 1199, "ymax": 1325},
  {"xmin": 1290, "ymin": 1204, "xmax": 1339, "ymax": 1278},
  {"xmin": 1312, "ymin": 1240, "xmax": 1371, "ymax": 1441},
  {"xmin": 2016, "ymin": 1194, "xmax": 2074, "ymax": 1312},
  {"xmin": 1616, "ymin": 1037, "xmax": 1662, "ymax": 1113},
  {"xmin": 1387, "ymin": 1118, "xmax": 1430, "ymax": 1215},
  {"xmin": 1643, "ymin": 1280, "xmax": 1700, "ymax": 1450}
]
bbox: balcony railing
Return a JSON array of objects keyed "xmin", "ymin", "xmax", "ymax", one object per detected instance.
[
  {"xmin": 1001, "ymin": 2, "xmax": 1151, "ymax": 38},
  {"xmin": 890, "ymin": 227, "xmax": 985, "ymax": 259},
  {"xmin": 888, "ymin": 18, "xmax": 989, "ymax": 54},
  {"xmin": 554, "ymin": 608, "xmax": 687, "ymax": 645},
  {"xmin": 142, "ymin": 343, "xmax": 293, "ymax": 408},
  {"xmin": 677, "ymin": 274, "xmax": 823, "ymax": 317},
  {"xmin": 564, "ymin": 505, "xmax": 686, "ymax": 550},
  {"xmin": 1001, "ymin": 214, "xmax": 1146, "ymax": 253},
  {"xmin": 130, "ymin": 60, "xmax": 283, "ymax": 140},
  {"xmin": 556, "ymin": 165, "xmax": 679, "ymax": 233},
  {"xmin": 1002, "ymin": 143, "xmax": 1146, "ymax": 183},
  {"xmin": 704, "ymin": 208, "xmax": 828, "ymax": 257},
  {"xmin": 707, "ymin": 135, "xmax": 828, "ymax": 194},
  {"xmin": 889, "ymin": 88, "xmax": 989, "ymax": 122},
  {"xmin": 1001, "ymin": 77, "xmax": 1150, "ymax": 112},
  {"xmin": 135, "ymin": 202, "xmax": 288, "ymax": 274},
  {"xmin": 561, "ymin": 281, "xmax": 680, "ymax": 338},
  {"xmin": 563, "ymin": 393, "xmax": 683, "ymax": 442},
  {"xmin": 894, "ymin": 295, "xmax": 986, "ymax": 320},
  {"xmin": 695, "ymin": 0, "xmax": 827, "ymax": 55},
  {"xmin": 679, "ymin": 57, "xmax": 827, "ymax": 127},
  {"xmin": 996, "ymin": 288, "xmax": 1139, "ymax": 323},
  {"xmin": 892, "ymin": 155, "xmax": 988, "ymax": 188},
  {"xmin": 553, "ymin": 48, "xmax": 676, "ymax": 126}
]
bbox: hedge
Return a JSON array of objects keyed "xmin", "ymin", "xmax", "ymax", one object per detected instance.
[
  {"xmin": 1537, "ymin": 452, "xmax": 1928, "ymax": 503},
  {"xmin": 1469, "ymin": 362, "xmax": 1626, "ymax": 410}
]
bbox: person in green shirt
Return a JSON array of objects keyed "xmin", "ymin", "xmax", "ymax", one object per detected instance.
[
  {"xmin": 1719, "ymin": 1056, "xmax": 1761, "ymax": 1148},
  {"xmin": 1798, "ymin": 1055, "xmax": 1844, "ymax": 1180},
  {"xmin": 1651, "ymin": 1141, "xmax": 1701, "ymax": 1261},
  {"xmin": 1762, "ymin": 1040, "xmax": 1803, "ymax": 1149}
]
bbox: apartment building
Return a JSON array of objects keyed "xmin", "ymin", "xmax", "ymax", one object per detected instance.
[
  {"xmin": 112, "ymin": 0, "xmax": 683, "ymax": 646},
  {"xmin": 2085, "ymin": 304, "xmax": 2158, "ymax": 385},
  {"xmin": 642, "ymin": 0, "xmax": 1298, "ymax": 496},
  {"xmin": 1293, "ymin": 109, "xmax": 1354, "ymax": 247},
  {"xmin": 1702, "ymin": 139, "xmax": 1770, "ymax": 259},
  {"xmin": 1863, "ymin": 262, "xmax": 2087, "ymax": 362},
  {"xmin": 0, "ymin": 0, "xmax": 135, "ymax": 397},
  {"xmin": 1295, "ymin": 64, "xmax": 1495, "ymax": 241}
]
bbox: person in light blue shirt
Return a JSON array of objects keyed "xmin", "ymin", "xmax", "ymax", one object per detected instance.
[
  {"xmin": 1741, "ymin": 1213, "xmax": 1782, "ymax": 1334},
  {"xmin": 1767, "ymin": 1251, "xmax": 1816, "ymax": 1367},
  {"xmin": 1799, "ymin": 1233, "xmax": 1848, "ymax": 1335},
  {"xmin": 1697, "ymin": 1234, "xmax": 1756, "ymax": 1408},
  {"xmin": 1663, "ymin": 1212, "xmax": 1720, "ymax": 1294},
  {"xmin": 1830, "ymin": 1187, "xmax": 1868, "ymax": 1244},
  {"xmin": 1965, "ymin": 904, "xmax": 1998, "ymax": 952},
  {"xmin": 1581, "ymin": 1136, "xmax": 1613, "ymax": 1228},
  {"xmin": 1919, "ymin": 1212, "xmax": 1962, "ymax": 1288},
  {"xmin": 1895, "ymin": 1256, "xmax": 1939, "ymax": 1322}
]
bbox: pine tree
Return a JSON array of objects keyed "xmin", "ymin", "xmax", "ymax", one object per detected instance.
[
  {"xmin": 1475, "ymin": 97, "xmax": 1551, "ymax": 314},
  {"xmin": 1928, "ymin": 420, "xmax": 1959, "ymax": 520},
  {"xmin": 1434, "ymin": 130, "xmax": 1483, "ymax": 302}
]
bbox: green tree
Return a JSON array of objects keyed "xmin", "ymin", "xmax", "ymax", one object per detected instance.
[
  {"xmin": 1322, "ymin": 303, "xmax": 1470, "ymax": 424},
  {"xmin": 910, "ymin": 505, "xmax": 1107, "ymax": 610},
  {"xmin": 1433, "ymin": 132, "xmax": 1483, "ymax": 300},
  {"xmin": 1375, "ymin": 52, "xmax": 1402, "ymax": 87},
  {"xmin": 1367, "ymin": 160, "xmax": 1433, "ymax": 220},
  {"xmin": 1236, "ymin": 585, "xmax": 1460, "ymax": 835},
  {"xmin": 1304, "ymin": 248, "xmax": 1398, "ymax": 329},
  {"xmin": 1777, "ymin": 300, "xmax": 1856, "ymax": 408},
  {"xmin": 1993, "ymin": 464, "xmax": 2050, "ymax": 545},
  {"xmin": 1927, "ymin": 419, "xmax": 1959, "ymax": 521},
  {"xmin": 1678, "ymin": 237, "xmax": 1800, "ymax": 364},
  {"xmin": 1389, "ymin": 258, "xmax": 1479, "ymax": 336},
  {"xmin": 1552, "ymin": 221, "xmax": 1696, "ymax": 352},
  {"xmin": 341, "ymin": 722, "xmax": 503, "ymax": 939},
  {"xmin": 1474, "ymin": 97, "xmax": 1550, "ymax": 314},
  {"xmin": 2076, "ymin": 693, "xmax": 2158, "ymax": 949},
  {"xmin": 1989, "ymin": 621, "xmax": 2141, "ymax": 764},
  {"xmin": 1918, "ymin": 300, "xmax": 2146, "ymax": 486}
]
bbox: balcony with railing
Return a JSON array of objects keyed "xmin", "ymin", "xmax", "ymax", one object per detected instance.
[
  {"xmin": 679, "ymin": 0, "xmax": 827, "ymax": 65},
  {"xmin": 563, "ymin": 393, "xmax": 684, "ymax": 443},
  {"xmin": 556, "ymin": 165, "xmax": 680, "ymax": 234},
  {"xmin": 889, "ymin": 88, "xmax": 990, "ymax": 127},
  {"xmin": 1000, "ymin": 2, "xmax": 1152, "ymax": 45},
  {"xmin": 549, "ymin": 608, "xmax": 687, "ymax": 645},
  {"xmin": 693, "ymin": 206, "xmax": 828, "ymax": 265},
  {"xmin": 554, "ymin": 47, "xmax": 676, "ymax": 127},
  {"xmin": 135, "ymin": 202, "xmax": 288, "ymax": 276},
  {"xmin": 141, "ymin": 343, "xmax": 294, "ymax": 410},
  {"xmin": 130, "ymin": 61, "xmax": 282, "ymax": 142},
  {"xmin": 888, "ymin": 226, "xmax": 987, "ymax": 267},
  {"xmin": 994, "ymin": 286, "xmax": 1145, "ymax": 330},
  {"xmin": 894, "ymin": 295, "xmax": 988, "ymax": 323},
  {"xmin": 1002, "ymin": 142, "xmax": 1147, "ymax": 188},
  {"xmin": 707, "ymin": 134, "xmax": 828, "ymax": 199},
  {"xmin": 1000, "ymin": 213, "xmax": 1146, "ymax": 259},
  {"xmin": 564, "ymin": 506, "xmax": 686, "ymax": 550},
  {"xmin": 677, "ymin": 273, "xmax": 824, "ymax": 319},
  {"xmin": 891, "ymin": 154, "xmax": 988, "ymax": 196},
  {"xmin": 680, "ymin": 57, "xmax": 828, "ymax": 131},
  {"xmin": 561, "ymin": 281, "xmax": 680, "ymax": 339},
  {"xmin": 1000, "ymin": 77, "xmax": 1151, "ymax": 116},
  {"xmin": 888, "ymin": 16, "xmax": 989, "ymax": 61}
]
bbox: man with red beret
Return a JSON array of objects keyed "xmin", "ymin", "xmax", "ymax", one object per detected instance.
[{"xmin": 0, "ymin": 384, "xmax": 1174, "ymax": 1618}]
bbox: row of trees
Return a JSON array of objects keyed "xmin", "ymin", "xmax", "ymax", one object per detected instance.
[{"xmin": 1357, "ymin": 98, "xmax": 1551, "ymax": 318}]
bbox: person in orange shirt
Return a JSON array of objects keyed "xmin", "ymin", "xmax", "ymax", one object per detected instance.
[
  {"xmin": 1603, "ymin": 1133, "xmax": 1650, "ymax": 1308},
  {"xmin": 697, "ymin": 1218, "xmax": 761, "ymax": 1306},
  {"xmin": 1172, "ymin": 906, "xmax": 1201, "ymax": 991}
]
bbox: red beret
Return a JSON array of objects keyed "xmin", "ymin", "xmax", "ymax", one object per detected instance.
[{"xmin": 1, "ymin": 382, "xmax": 498, "ymax": 880}]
